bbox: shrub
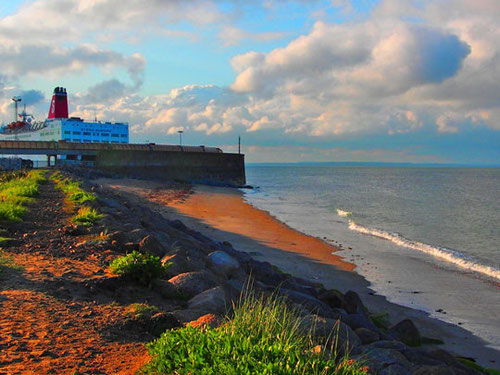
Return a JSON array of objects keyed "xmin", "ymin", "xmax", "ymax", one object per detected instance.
[
  {"xmin": 126, "ymin": 303, "xmax": 160, "ymax": 320},
  {"xmin": 109, "ymin": 251, "xmax": 166, "ymax": 286},
  {"xmin": 142, "ymin": 292, "xmax": 367, "ymax": 375},
  {"xmin": 72, "ymin": 206, "xmax": 103, "ymax": 226}
]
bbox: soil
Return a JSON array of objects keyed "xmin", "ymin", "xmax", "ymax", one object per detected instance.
[{"xmin": 0, "ymin": 177, "xmax": 150, "ymax": 374}]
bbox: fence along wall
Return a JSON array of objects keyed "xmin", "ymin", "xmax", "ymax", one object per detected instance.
[{"xmin": 95, "ymin": 150, "xmax": 246, "ymax": 186}]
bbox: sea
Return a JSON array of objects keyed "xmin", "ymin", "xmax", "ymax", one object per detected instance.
[{"xmin": 243, "ymin": 164, "xmax": 500, "ymax": 349}]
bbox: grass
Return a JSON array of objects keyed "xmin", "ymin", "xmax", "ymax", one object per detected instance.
[
  {"xmin": 0, "ymin": 250, "xmax": 22, "ymax": 278},
  {"xmin": 108, "ymin": 251, "xmax": 168, "ymax": 286},
  {"xmin": 126, "ymin": 303, "xmax": 160, "ymax": 320},
  {"xmin": 72, "ymin": 206, "xmax": 103, "ymax": 227},
  {"xmin": 0, "ymin": 170, "xmax": 47, "ymax": 222},
  {"xmin": 457, "ymin": 358, "xmax": 500, "ymax": 375},
  {"xmin": 51, "ymin": 171, "xmax": 101, "ymax": 226},
  {"xmin": 142, "ymin": 290, "xmax": 368, "ymax": 375},
  {"xmin": 51, "ymin": 171, "xmax": 96, "ymax": 205}
]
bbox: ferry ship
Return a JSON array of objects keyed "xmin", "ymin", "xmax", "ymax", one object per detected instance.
[{"xmin": 0, "ymin": 87, "xmax": 129, "ymax": 144}]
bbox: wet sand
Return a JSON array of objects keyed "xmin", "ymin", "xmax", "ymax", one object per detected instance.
[{"xmin": 96, "ymin": 178, "xmax": 500, "ymax": 370}]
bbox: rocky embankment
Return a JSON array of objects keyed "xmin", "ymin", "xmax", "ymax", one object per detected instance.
[{"xmin": 86, "ymin": 176, "xmax": 482, "ymax": 375}]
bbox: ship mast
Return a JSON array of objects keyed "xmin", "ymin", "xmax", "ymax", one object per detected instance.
[{"xmin": 11, "ymin": 96, "xmax": 21, "ymax": 140}]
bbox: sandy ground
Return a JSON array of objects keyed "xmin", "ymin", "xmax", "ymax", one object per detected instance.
[{"xmin": 96, "ymin": 178, "xmax": 500, "ymax": 370}]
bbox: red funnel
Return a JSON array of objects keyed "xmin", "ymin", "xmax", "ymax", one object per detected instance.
[{"xmin": 48, "ymin": 87, "xmax": 68, "ymax": 119}]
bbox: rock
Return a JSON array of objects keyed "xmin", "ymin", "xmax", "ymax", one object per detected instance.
[
  {"xmin": 300, "ymin": 315, "xmax": 361, "ymax": 355},
  {"xmin": 170, "ymin": 309, "xmax": 209, "ymax": 324},
  {"xmin": 162, "ymin": 253, "xmax": 190, "ymax": 277},
  {"xmin": 368, "ymin": 340, "xmax": 408, "ymax": 352},
  {"xmin": 109, "ymin": 231, "xmax": 129, "ymax": 247},
  {"xmin": 152, "ymin": 279, "xmax": 179, "ymax": 299},
  {"xmin": 388, "ymin": 319, "xmax": 421, "ymax": 347},
  {"xmin": 129, "ymin": 228, "xmax": 147, "ymax": 242},
  {"xmin": 356, "ymin": 347, "xmax": 412, "ymax": 374},
  {"xmin": 162, "ymin": 247, "xmax": 207, "ymax": 277},
  {"xmin": 342, "ymin": 291, "xmax": 368, "ymax": 314},
  {"xmin": 207, "ymin": 251, "xmax": 240, "ymax": 277},
  {"xmin": 169, "ymin": 271, "xmax": 219, "ymax": 298},
  {"xmin": 279, "ymin": 289, "xmax": 338, "ymax": 319},
  {"xmin": 344, "ymin": 312, "xmax": 380, "ymax": 332},
  {"xmin": 188, "ymin": 287, "xmax": 227, "ymax": 314},
  {"xmin": 188, "ymin": 313, "xmax": 223, "ymax": 329},
  {"xmin": 355, "ymin": 327, "xmax": 380, "ymax": 344},
  {"xmin": 379, "ymin": 363, "xmax": 411, "ymax": 375},
  {"xmin": 319, "ymin": 289, "xmax": 346, "ymax": 309},
  {"xmin": 412, "ymin": 365, "xmax": 474, "ymax": 375},
  {"xmin": 146, "ymin": 313, "xmax": 181, "ymax": 336},
  {"xmin": 139, "ymin": 235, "xmax": 167, "ymax": 258},
  {"xmin": 123, "ymin": 242, "xmax": 138, "ymax": 252}
]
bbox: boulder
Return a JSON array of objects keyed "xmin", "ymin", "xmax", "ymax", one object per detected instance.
[
  {"xmin": 356, "ymin": 347, "xmax": 412, "ymax": 374},
  {"xmin": 299, "ymin": 315, "xmax": 361, "ymax": 355},
  {"xmin": 187, "ymin": 287, "xmax": 227, "ymax": 314},
  {"xmin": 279, "ymin": 289, "xmax": 338, "ymax": 319},
  {"xmin": 152, "ymin": 279, "xmax": 179, "ymax": 299},
  {"xmin": 388, "ymin": 319, "xmax": 421, "ymax": 347},
  {"xmin": 319, "ymin": 289, "xmax": 346, "ymax": 309},
  {"xmin": 146, "ymin": 313, "xmax": 181, "ymax": 336},
  {"xmin": 162, "ymin": 247, "xmax": 207, "ymax": 277},
  {"xmin": 169, "ymin": 271, "xmax": 219, "ymax": 298},
  {"xmin": 129, "ymin": 228, "xmax": 147, "ymax": 242},
  {"xmin": 412, "ymin": 365, "xmax": 474, "ymax": 375},
  {"xmin": 342, "ymin": 291, "xmax": 369, "ymax": 314},
  {"xmin": 207, "ymin": 251, "xmax": 240, "ymax": 277},
  {"xmin": 344, "ymin": 312, "xmax": 380, "ymax": 332},
  {"xmin": 355, "ymin": 327, "xmax": 380, "ymax": 345},
  {"xmin": 170, "ymin": 309, "xmax": 209, "ymax": 324},
  {"xmin": 139, "ymin": 235, "xmax": 167, "ymax": 258}
]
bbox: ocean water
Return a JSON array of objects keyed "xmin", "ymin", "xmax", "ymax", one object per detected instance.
[{"xmin": 243, "ymin": 165, "xmax": 500, "ymax": 348}]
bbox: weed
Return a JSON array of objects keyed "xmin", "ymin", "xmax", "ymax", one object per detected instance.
[
  {"xmin": 72, "ymin": 206, "xmax": 103, "ymax": 226},
  {"xmin": 369, "ymin": 312, "xmax": 390, "ymax": 331},
  {"xmin": 126, "ymin": 303, "xmax": 160, "ymax": 320},
  {"xmin": 109, "ymin": 251, "xmax": 167, "ymax": 286},
  {"xmin": 142, "ymin": 291, "xmax": 368, "ymax": 375}
]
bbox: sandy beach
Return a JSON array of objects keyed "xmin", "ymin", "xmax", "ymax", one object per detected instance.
[{"xmin": 97, "ymin": 178, "xmax": 500, "ymax": 370}]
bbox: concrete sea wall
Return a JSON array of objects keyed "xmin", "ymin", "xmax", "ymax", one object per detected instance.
[{"xmin": 95, "ymin": 150, "xmax": 246, "ymax": 186}]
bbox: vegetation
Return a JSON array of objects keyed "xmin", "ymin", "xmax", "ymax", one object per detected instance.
[
  {"xmin": 72, "ymin": 206, "xmax": 103, "ymax": 226},
  {"xmin": 457, "ymin": 358, "xmax": 500, "ymax": 375},
  {"xmin": 142, "ymin": 291, "xmax": 367, "ymax": 375},
  {"xmin": 126, "ymin": 303, "xmax": 160, "ymax": 320},
  {"xmin": 51, "ymin": 171, "xmax": 101, "ymax": 226},
  {"xmin": 109, "ymin": 251, "xmax": 167, "ymax": 286},
  {"xmin": 369, "ymin": 312, "xmax": 390, "ymax": 331},
  {"xmin": 0, "ymin": 250, "xmax": 22, "ymax": 278},
  {"xmin": 51, "ymin": 171, "xmax": 96, "ymax": 205},
  {"xmin": 0, "ymin": 170, "xmax": 47, "ymax": 222}
]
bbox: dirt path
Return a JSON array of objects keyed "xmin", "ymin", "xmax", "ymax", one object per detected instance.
[{"xmin": 0, "ymin": 177, "xmax": 148, "ymax": 374}]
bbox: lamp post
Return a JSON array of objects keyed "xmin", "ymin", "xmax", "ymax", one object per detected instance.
[{"xmin": 178, "ymin": 130, "xmax": 183, "ymax": 146}]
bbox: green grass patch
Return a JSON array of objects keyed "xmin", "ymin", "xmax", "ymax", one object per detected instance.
[
  {"xmin": 0, "ymin": 170, "xmax": 47, "ymax": 222},
  {"xmin": 142, "ymin": 291, "xmax": 368, "ymax": 375},
  {"xmin": 72, "ymin": 206, "xmax": 103, "ymax": 226},
  {"xmin": 109, "ymin": 251, "xmax": 168, "ymax": 286},
  {"xmin": 126, "ymin": 303, "xmax": 160, "ymax": 320},
  {"xmin": 457, "ymin": 358, "xmax": 500, "ymax": 375},
  {"xmin": 51, "ymin": 171, "xmax": 96, "ymax": 205},
  {"xmin": 0, "ymin": 236, "xmax": 12, "ymax": 246},
  {"xmin": 0, "ymin": 251, "xmax": 23, "ymax": 278}
]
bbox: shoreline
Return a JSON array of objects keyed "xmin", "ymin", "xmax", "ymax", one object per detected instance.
[{"xmin": 96, "ymin": 178, "xmax": 500, "ymax": 370}]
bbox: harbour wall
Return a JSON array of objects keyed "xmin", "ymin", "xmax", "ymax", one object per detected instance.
[{"xmin": 95, "ymin": 150, "xmax": 246, "ymax": 186}]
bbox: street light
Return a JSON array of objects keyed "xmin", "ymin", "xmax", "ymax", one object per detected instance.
[{"xmin": 178, "ymin": 130, "xmax": 184, "ymax": 146}]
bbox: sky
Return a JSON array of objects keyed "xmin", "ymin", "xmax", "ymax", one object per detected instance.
[{"xmin": 0, "ymin": 0, "xmax": 499, "ymax": 164}]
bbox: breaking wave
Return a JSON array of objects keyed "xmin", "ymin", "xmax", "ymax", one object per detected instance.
[
  {"xmin": 348, "ymin": 220, "xmax": 500, "ymax": 281},
  {"xmin": 336, "ymin": 209, "xmax": 352, "ymax": 217}
]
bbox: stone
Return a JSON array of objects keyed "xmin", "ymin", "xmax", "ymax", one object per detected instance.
[
  {"xmin": 355, "ymin": 327, "xmax": 380, "ymax": 345},
  {"xmin": 109, "ymin": 231, "xmax": 129, "ymax": 247},
  {"xmin": 152, "ymin": 279, "xmax": 179, "ymax": 299},
  {"xmin": 123, "ymin": 242, "xmax": 138, "ymax": 252},
  {"xmin": 379, "ymin": 364, "xmax": 411, "ymax": 375},
  {"xmin": 344, "ymin": 312, "xmax": 380, "ymax": 332},
  {"xmin": 388, "ymin": 319, "xmax": 421, "ymax": 347},
  {"xmin": 356, "ymin": 347, "xmax": 412, "ymax": 374},
  {"xmin": 169, "ymin": 271, "xmax": 219, "ymax": 298},
  {"xmin": 319, "ymin": 289, "xmax": 346, "ymax": 309},
  {"xmin": 139, "ymin": 235, "xmax": 167, "ymax": 258},
  {"xmin": 63, "ymin": 224, "xmax": 89, "ymax": 236},
  {"xmin": 300, "ymin": 315, "xmax": 361, "ymax": 355},
  {"xmin": 279, "ymin": 289, "xmax": 338, "ymax": 319},
  {"xmin": 129, "ymin": 228, "xmax": 147, "ymax": 242},
  {"xmin": 342, "ymin": 291, "xmax": 368, "ymax": 314},
  {"xmin": 412, "ymin": 366, "xmax": 474, "ymax": 375},
  {"xmin": 188, "ymin": 287, "xmax": 227, "ymax": 314},
  {"xmin": 146, "ymin": 313, "xmax": 181, "ymax": 336},
  {"xmin": 207, "ymin": 251, "xmax": 240, "ymax": 277}
]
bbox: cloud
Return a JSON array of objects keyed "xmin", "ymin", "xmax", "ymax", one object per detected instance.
[{"xmin": 218, "ymin": 25, "xmax": 287, "ymax": 47}]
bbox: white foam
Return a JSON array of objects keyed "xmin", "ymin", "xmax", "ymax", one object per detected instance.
[
  {"xmin": 337, "ymin": 209, "xmax": 352, "ymax": 217},
  {"xmin": 348, "ymin": 220, "xmax": 500, "ymax": 281}
]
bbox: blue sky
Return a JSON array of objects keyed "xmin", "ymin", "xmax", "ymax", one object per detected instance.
[{"xmin": 0, "ymin": 0, "xmax": 499, "ymax": 164}]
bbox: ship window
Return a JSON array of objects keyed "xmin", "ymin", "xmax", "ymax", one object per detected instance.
[
  {"xmin": 83, "ymin": 139, "xmax": 91, "ymax": 143},
  {"xmin": 73, "ymin": 139, "xmax": 80, "ymax": 142},
  {"xmin": 73, "ymin": 131, "xmax": 81, "ymax": 135},
  {"xmin": 83, "ymin": 132, "xmax": 91, "ymax": 136},
  {"xmin": 111, "ymin": 133, "xmax": 119, "ymax": 137},
  {"xmin": 64, "ymin": 131, "xmax": 70, "ymax": 135},
  {"xmin": 120, "ymin": 134, "xmax": 127, "ymax": 138},
  {"xmin": 101, "ymin": 133, "xmax": 109, "ymax": 136}
]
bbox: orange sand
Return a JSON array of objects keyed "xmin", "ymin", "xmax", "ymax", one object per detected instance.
[{"xmin": 168, "ymin": 186, "xmax": 355, "ymax": 272}]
